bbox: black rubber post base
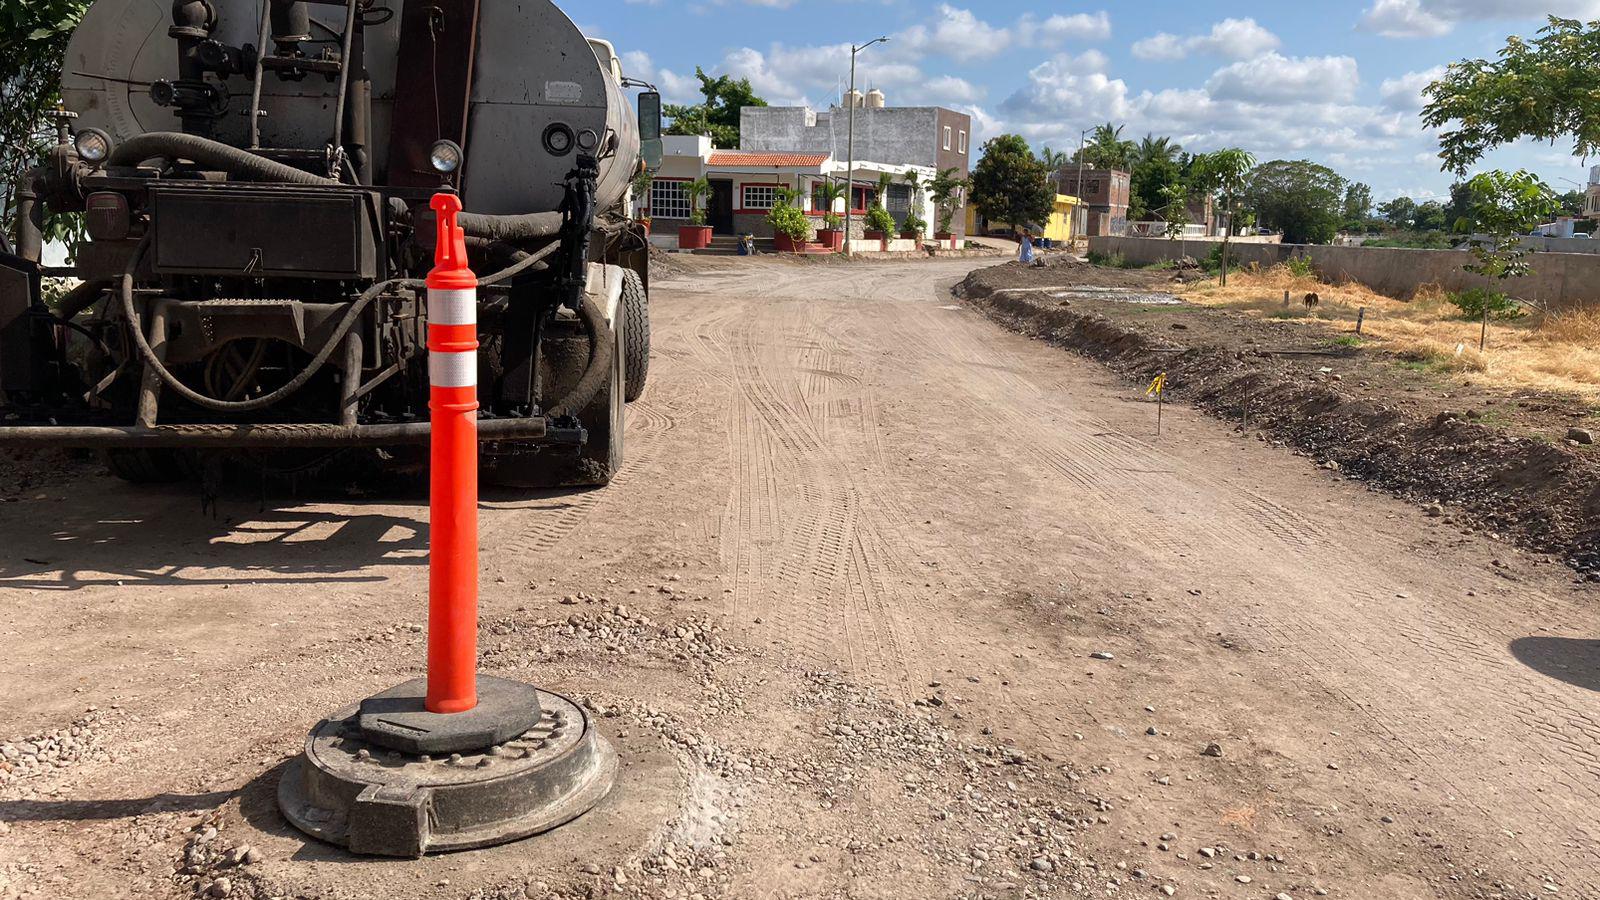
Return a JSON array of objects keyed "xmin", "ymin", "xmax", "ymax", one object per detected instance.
[
  {"xmin": 277, "ymin": 686, "xmax": 616, "ymax": 857},
  {"xmin": 357, "ymin": 675, "xmax": 542, "ymax": 755}
]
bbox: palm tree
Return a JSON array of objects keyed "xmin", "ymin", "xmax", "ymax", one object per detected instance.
[
  {"xmin": 1137, "ymin": 134, "xmax": 1182, "ymax": 166},
  {"xmin": 686, "ymin": 176, "xmax": 712, "ymax": 226},
  {"xmin": 1038, "ymin": 145, "xmax": 1070, "ymax": 189},
  {"xmin": 1078, "ymin": 123, "xmax": 1136, "ymax": 170}
]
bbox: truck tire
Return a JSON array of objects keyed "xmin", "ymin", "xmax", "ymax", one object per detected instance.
[
  {"xmin": 483, "ymin": 311, "xmax": 625, "ymax": 489},
  {"xmin": 621, "ymin": 269, "xmax": 650, "ymax": 402},
  {"xmin": 103, "ymin": 448, "xmax": 193, "ymax": 484}
]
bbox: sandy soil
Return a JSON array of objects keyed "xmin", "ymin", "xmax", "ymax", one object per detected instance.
[{"xmin": 1, "ymin": 257, "xmax": 1596, "ymax": 900}]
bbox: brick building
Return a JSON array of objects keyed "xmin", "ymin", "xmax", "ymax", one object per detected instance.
[{"xmin": 1055, "ymin": 166, "xmax": 1130, "ymax": 237}]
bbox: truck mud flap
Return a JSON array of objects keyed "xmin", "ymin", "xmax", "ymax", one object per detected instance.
[{"xmin": 0, "ymin": 250, "xmax": 43, "ymax": 396}]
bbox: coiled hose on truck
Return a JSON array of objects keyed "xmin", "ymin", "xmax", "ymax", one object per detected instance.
[{"xmin": 104, "ymin": 132, "xmax": 616, "ymax": 416}]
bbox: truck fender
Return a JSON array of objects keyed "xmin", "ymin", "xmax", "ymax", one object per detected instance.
[{"xmin": 582, "ymin": 262, "xmax": 625, "ymax": 327}]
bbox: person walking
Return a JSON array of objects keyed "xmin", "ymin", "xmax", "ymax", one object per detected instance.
[{"xmin": 1017, "ymin": 231, "xmax": 1035, "ymax": 264}]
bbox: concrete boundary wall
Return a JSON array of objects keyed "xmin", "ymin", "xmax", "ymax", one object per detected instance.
[{"xmin": 1087, "ymin": 236, "xmax": 1600, "ymax": 310}]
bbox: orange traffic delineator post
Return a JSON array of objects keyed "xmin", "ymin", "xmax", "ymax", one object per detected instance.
[
  {"xmin": 278, "ymin": 192, "xmax": 619, "ymax": 857},
  {"xmin": 425, "ymin": 192, "xmax": 480, "ymax": 715}
]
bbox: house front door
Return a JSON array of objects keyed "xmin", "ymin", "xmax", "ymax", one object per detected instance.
[{"xmin": 709, "ymin": 180, "xmax": 735, "ymax": 234}]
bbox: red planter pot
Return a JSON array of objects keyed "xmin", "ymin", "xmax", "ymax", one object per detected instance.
[
  {"xmin": 935, "ymin": 231, "xmax": 955, "ymax": 248},
  {"xmin": 863, "ymin": 230, "xmax": 887, "ymax": 251},
  {"xmin": 773, "ymin": 233, "xmax": 806, "ymax": 253},
  {"xmin": 899, "ymin": 231, "xmax": 921, "ymax": 242},
  {"xmin": 678, "ymin": 225, "xmax": 712, "ymax": 250},
  {"xmin": 637, "ymin": 220, "xmax": 652, "ymax": 236},
  {"xmin": 816, "ymin": 228, "xmax": 844, "ymax": 250}
]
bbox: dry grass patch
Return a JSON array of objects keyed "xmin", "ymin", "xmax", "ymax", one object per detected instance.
[{"xmin": 1179, "ymin": 264, "xmax": 1600, "ymax": 401}]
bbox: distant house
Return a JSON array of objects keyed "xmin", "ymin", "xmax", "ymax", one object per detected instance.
[
  {"xmin": 738, "ymin": 95, "xmax": 973, "ymax": 239},
  {"xmin": 1054, "ymin": 166, "xmax": 1130, "ymax": 236},
  {"xmin": 643, "ymin": 135, "xmax": 943, "ymax": 251},
  {"xmin": 967, "ymin": 194, "xmax": 1082, "ymax": 243}
]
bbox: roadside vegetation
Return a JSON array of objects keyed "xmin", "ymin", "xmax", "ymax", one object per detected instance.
[{"xmin": 1177, "ymin": 262, "xmax": 1600, "ymax": 401}]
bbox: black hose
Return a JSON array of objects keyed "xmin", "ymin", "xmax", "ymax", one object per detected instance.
[
  {"xmin": 547, "ymin": 295, "xmax": 615, "ymax": 418},
  {"xmin": 456, "ymin": 210, "xmax": 564, "ymax": 242},
  {"xmin": 119, "ymin": 234, "xmax": 423, "ymax": 412},
  {"xmin": 109, "ymin": 132, "xmax": 338, "ymax": 185}
]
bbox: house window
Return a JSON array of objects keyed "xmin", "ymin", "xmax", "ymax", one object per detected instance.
[
  {"xmin": 741, "ymin": 185, "xmax": 778, "ymax": 210},
  {"xmin": 649, "ymin": 180, "xmax": 691, "ymax": 219},
  {"xmin": 943, "ymin": 126, "xmax": 952, "ymax": 151},
  {"xmin": 887, "ymin": 184, "xmax": 911, "ymax": 214},
  {"xmin": 958, "ymin": 130, "xmax": 967, "ymax": 154},
  {"xmin": 852, "ymin": 186, "xmax": 875, "ymax": 212}
]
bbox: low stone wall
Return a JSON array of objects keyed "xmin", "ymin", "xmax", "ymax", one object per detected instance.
[{"xmin": 1088, "ymin": 236, "xmax": 1600, "ymax": 310}]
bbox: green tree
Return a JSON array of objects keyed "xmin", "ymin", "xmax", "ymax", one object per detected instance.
[
  {"xmin": 1413, "ymin": 200, "xmax": 1448, "ymax": 232},
  {"xmin": 1443, "ymin": 181, "xmax": 1473, "ymax": 231},
  {"xmin": 1128, "ymin": 155, "xmax": 1183, "ymax": 223},
  {"xmin": 1423, "ymin": 17, "xmax": 1600, "ymax": 173},
  {"xmin": 1, "ymin": 0, "xmax": 92, "ymax": 243},
  {"xmin": 929, "ymin": 167, "xmax": 967, "ymax": 235},
  {"xmin": 1246, "ymin": 159, "xmax": 1346, "ymax": 245},
  {"xmin": 1557, "ymin": 189, "xmax": 1586, "ymax": 218},
  {"xmin": 663, "ymin": 67, "xmax": 767, "ymax": 148},
  {"xmin": 1192, "ymin": 148, "xmax": 1255, "ymax": 283},
  {"xmin": 1342, "ymin": 182, "xmax": 1373, "ymax": 227},
  {"xmin": 1075, "ymin": 123, "xmax": 1136, "ymax": 170},
  {"xmin": 1136, "ymin": 134, "xmax": 1182, "ymax": 166},
  {"xmin": 1378, "ymin": 196, "xmax": 1417, "ymax": 229},
  {"xmin": 1455, "ymin": 169, "xmax": 1558, "ymax": 343},
  {"xmin": 972, "ymin": 135, "xmax": 1052, "ymax": 236}
]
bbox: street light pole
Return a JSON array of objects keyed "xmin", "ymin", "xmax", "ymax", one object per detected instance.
[
  {"xmin": 1074, "ymin": 127, "xmax": 1088, "ymax": 243},
  {"xmin": 843, "ymin": 36, "xmax": 888, "ymax": 257}
]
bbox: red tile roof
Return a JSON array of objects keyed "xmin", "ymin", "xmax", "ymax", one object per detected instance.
[{"xmin": 707, "ymin": 151, "xmax": 830, "ymax": 168}]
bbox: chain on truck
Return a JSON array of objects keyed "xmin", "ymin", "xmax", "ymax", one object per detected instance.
[{"xmin": 0, "ymin": 0, "xmax": 664, "ymax": 487}]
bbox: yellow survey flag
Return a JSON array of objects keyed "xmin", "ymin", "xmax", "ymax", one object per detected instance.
[{"xmin": 1146, "ymin": 373, "xmax": 1167, "ymax": 396}]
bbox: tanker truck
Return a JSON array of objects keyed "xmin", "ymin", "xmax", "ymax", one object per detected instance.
[{"xmin": 0, "ymin": 0, "xmax": 664, "ymax": 487}]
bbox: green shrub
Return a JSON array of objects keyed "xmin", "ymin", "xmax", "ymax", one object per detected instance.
[
  {"xmin": 1087, "ymin": 250, "xmax": 1131, "ymax": 268},
  {"xmin": 1283, "ymin": 256, "xmax": 1315, "ymax": 278},
  {"xmin": 823, "ymin": 211, "xmax": 842, "ymax": 230},
  {"xmin": 901, "ymin": 213, "xmax": 927, "ymax": 235},
  {"xmin": 689, "ymin": 208, "xmax": 707, "ymax": 227},
  {"xmin": 865, "ymin": 206, "xmax": 895, "ymax": 234},
  {"xmin": 1201, "ymin": 243, "xmax": 1224, "ymax": 274},
  {"xmin": 767, "ymin": 203, "xmax": 809, "ymax": 241},
  {"xmin": 1447, "ymin": 286, "xmax": 1523, "ymax": 320}
]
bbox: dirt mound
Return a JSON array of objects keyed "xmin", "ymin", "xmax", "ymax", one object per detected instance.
[{"xmin": 960, "ymin": 270, "xmax": 1600, "ymax": 575}]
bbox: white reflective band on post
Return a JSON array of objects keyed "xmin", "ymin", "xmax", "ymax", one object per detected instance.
[
  {"xmin": 429, "ymin": 288, "xmax": 477, "ymax": 326},
  {"xmin": 429, "ymin": 351, "xmax": 478, "ymax": 387}
]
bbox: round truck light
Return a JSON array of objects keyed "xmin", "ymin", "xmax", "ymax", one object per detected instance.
[
  {"xmin": 74, "ymin": 128, "xmax": 113, "ymax": 165},
  {"xmin": 429, "ymin": 140, "xmax": 463, "ymax": 175}
]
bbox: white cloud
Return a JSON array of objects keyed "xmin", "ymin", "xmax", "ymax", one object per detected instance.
[
  {"xmin": 1357, "ymin": 0, "xmax": 1450, "ymax": 37},
  {"xmin": 1359, "ymin": 0, "xmax": 1600, "ymax": 37},
  {"xmin": 1379, "ymin": 66, "xmax": 1446, "ymax": 111},
  {"xmin": 618, "ymin": 50, "xmax": 701, "ymax": 105},
  {"xmin": 1205, "ymin": 53, "xmax": 1359, "ymax": 104},
  {"xmin": 1017, "ymin": 11, "xmax": 1112, "ymax": 46},
  {"xmin": 901, "ymin": 5, "xmax": 1012, "ymax": 62},
  {"xmin": 1131, "ymin": 18, "xmax": 1280, "ymax": 61}
]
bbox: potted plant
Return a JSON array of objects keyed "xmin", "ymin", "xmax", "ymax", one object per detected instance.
[
  {"xmin": 631, "ymin": 167, "xmax": 654, "ymax": 235},
  {"xmin": 814, "ymin": 180, "xmax": 847, "ymax": 250},
  {"xmin": 678, "ymin": 176, "xmax": 713, "ymax": 250},
  {"xmin": 900, "ymin": 170, "xmax": 927, "ymax": 240},
  {"xmin": 768, "ymin": 188, "xmax": 810, "ymax": 252},
  {"xmin": 930, "ymin": 167, "xmax": 967, "ymax": 247},
  {"xmin": 863, "ymin": 206, "xmax": 895, "ymax": 249},
  {"xmin": 862, "ymin": 173, "xmax": 895, "ymax": 249}
]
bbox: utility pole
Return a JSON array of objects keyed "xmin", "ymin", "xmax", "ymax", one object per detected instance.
[
  {"xmin": 1074, "ymin": 127, "xmax": 1089, "ymax": 243},
  {"xmin": 843, "ymin": 36, "xmax": 888, "ymax": 257}
]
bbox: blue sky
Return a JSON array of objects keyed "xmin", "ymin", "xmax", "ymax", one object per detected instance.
[{"xmin": 580, "ymin": 0, "xmax": 1600, "ymax": 203}]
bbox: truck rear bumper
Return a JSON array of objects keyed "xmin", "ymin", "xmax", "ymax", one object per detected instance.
[{"xmin": 0, "ymin": 417, "xmax": 554, "ymax": 449}]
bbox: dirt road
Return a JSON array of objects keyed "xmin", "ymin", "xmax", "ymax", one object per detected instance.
[{"xmin": 1, "ymin": 257, "xmax": 1595, "ymax": 900}]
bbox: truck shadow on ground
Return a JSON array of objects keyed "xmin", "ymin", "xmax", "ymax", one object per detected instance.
[
  {"xmin": 1510, "ymin": 636, "xmax": 1600, "ymax": 693},
  {"xmin": 0, "ymin": 472, "xmax": 601, "ymax": 592},
  {"xmin": 0, "ymin": 789, "xmax": 234, "ymax": 823}
]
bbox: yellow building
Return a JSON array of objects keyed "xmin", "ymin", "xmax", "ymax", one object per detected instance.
[{"xmin": 967, "ymin": 194, "xmax": 1081, "ymax": 242}]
